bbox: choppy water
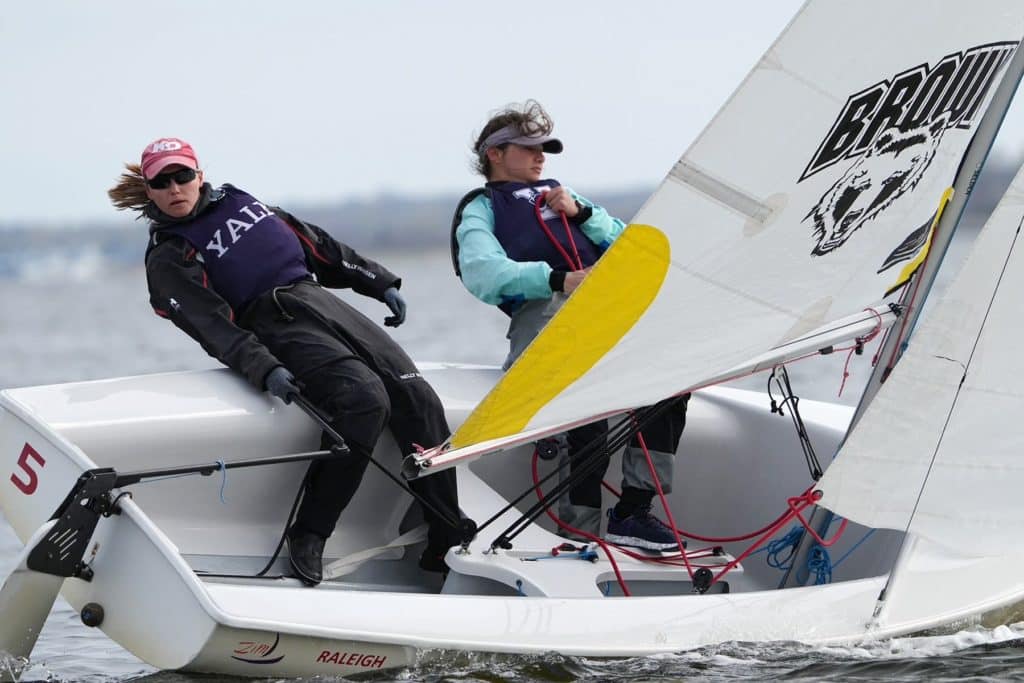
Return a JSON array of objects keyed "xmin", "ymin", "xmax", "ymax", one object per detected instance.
[{"xmin": 3, "ymin": 247, "xmax": 1023, "ymax": 682}]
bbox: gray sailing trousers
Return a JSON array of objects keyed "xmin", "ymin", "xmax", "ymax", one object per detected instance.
[{"xmin": 504, "ymin": 296, "xmax": 687, "ymax": 536}]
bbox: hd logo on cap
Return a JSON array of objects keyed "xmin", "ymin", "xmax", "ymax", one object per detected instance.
[{"xmin": 149, "ymin": 139, "xmax": 184, "ymax": 153}]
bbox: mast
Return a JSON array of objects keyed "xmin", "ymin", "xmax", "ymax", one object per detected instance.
[
  {"xmin": 781, "ymin": 37, "xmax": 1024, "ymax": 591},
  {"xmin": 853, "ymin": 47, "xmax": 1024, "ymax": 428},
  {"xmin": 865, "ymin": 37, "xmax": 1024, "ymax": 623}
]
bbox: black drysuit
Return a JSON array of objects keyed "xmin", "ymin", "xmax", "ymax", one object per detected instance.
[{"xmin": 144, "ymin": 185, "xmax": 460, "ymax": 552}]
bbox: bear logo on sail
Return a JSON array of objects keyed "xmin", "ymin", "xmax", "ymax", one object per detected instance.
[
  {"xmin": 804, "ymin": 114, "xmax": 947, "ymax": 258},
  {"xmin": 799, "ymin": 40, "xmax": 1017, "ymax": 267}
]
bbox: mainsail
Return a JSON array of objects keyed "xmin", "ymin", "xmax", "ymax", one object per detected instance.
[
  {"xmin": 418, "ymin": 1, "xmax": 1024, "ymax": 472},
  {"xmin": 818, "ymin": 162, "xmax": 1024, "ymax": 557}
]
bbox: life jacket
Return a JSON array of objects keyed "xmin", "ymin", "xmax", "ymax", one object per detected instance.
[
  {"xmin": 487, "ymin": 180, "xmax": 602, "ymax": 273},
  {"xmin": 155, "ymin": 185, "xmax": 310, "ymax": 312},
  {"xmin": 450, "ymin": 180, "xmax": 605, "ymax": 277},
  {"xmin": 449, "ymin": 187, "xmax": 487, "ymax": 278},
  {"xmin": 451, "ymin": 181, "xmax": 604, "ymax": 318}
]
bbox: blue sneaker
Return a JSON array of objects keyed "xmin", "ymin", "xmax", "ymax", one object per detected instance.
[{"xmin": 605, "ymin": 506, "xmax": 681, "ymax": 551}]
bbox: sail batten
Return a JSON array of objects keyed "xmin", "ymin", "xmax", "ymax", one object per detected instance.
[{"xmin": 670, "ymin": 160, "xmax": 775, "ymax": 222}]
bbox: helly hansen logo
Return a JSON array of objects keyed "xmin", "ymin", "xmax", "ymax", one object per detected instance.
[
  {"xmin": 206, "ymin": 201, "xmax": 276, "ymax": 258},
  {"xmin": 800, "ymin": 41, "xmax": 1017, "ymax": 182},
  {"xmin": 341, "ymin": 261, "xmax": 376, "ymax": 279}
]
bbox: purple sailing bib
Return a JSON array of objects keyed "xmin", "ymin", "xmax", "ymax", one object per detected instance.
[{"xmin": 160, "ymin": 186, "xmax": 309, "ymax": 311}]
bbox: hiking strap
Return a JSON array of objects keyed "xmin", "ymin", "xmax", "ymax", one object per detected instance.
[{"xmin": 322, "ymin": 523, "xmax": 429, "ymax": 580}]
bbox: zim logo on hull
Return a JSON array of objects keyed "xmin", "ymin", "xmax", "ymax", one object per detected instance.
[{"xmin": 231, "ymin": 633, "xmax": 284, "ymax": 664}]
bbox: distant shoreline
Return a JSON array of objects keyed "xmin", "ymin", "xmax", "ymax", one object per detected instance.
[{"xmin": 1, "ymin": 155, "xmax": 1017, "ymax": 255}]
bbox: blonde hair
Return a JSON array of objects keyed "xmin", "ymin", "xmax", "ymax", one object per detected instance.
[
  {"xmin": 107, "ymin": 163, "xmax": 150, "ymax": 213},
  {"xmin": 472, "ymin": 99, "xmax": 554, "ymax": 177}
]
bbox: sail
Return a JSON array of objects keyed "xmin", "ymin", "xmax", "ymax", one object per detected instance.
[
  {"xmin": 818, "ymin": 162, "xmax": 1024, "ymax": 557},
  {"xmin": 420, "ymin": 1, "xmax": 1024, "ymax": 471}
]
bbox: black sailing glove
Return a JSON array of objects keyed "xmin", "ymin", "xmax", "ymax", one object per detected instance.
[
  {"xmin": 265, "ymin": 366, "xmax": 300, "ymax": 404},
  {"xmin": 383, "ymin": 287, "xmax": 406, "ymax": 327}
]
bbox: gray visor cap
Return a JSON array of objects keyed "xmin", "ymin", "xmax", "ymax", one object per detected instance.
[{"xmin": 480, "ymin": 125, "xmax": 564, "ymax": 154}]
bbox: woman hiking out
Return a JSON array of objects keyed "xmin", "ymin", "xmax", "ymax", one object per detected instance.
[{"xmin": 109, "ymin": 137, "xmax": 461, "ymax": 586}]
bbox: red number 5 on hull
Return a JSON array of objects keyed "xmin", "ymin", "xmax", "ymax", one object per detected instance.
[{"xmin": 10, "ymin": 443, "xmax": 45, "ymax": 495}]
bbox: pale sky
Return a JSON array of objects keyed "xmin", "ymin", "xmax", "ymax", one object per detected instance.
[{"xmin": 3, "ymin": 1, "xmax": 1023, "ymax": 224}]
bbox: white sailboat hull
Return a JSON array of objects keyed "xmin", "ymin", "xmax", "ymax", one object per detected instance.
[
  {"xmin": 2, "ymin": 365, "xmax": 1021, "ymax": 677},
  {"xmin": 3, "ymin": 0, "xmax": 1020, "ymax": 674}
]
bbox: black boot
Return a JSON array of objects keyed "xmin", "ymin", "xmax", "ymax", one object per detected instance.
[
  {"xmin": 418, "ymin": 546, "xmax": 450, "ymax": 574},
  {"xmin": 287, "ymin": 530, "xmax": 325, "ymax": 586},
  {"xmin": 419, "ymin": 526, "xmax": 460, "ymax": 575}
]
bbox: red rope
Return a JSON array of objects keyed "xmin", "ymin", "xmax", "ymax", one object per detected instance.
[
  {"xmin": 786, "ymin": 490, "xmax": 849, "ymax": 547},
  {"xmin": 508, "ymin": 304, "xmax": 882, "ymax": 591},
  {"xmin": 533, "ymin": 193, "xmax": 584, "ymax": 271},
  {"xmin": 709, "ymin": 489, "xmax": 848, "ymax": 586},
  {"xmin": 633, "ymin": 426, "xmax": 695, "ymax": 580},
  {"xmin": 838, "ymin": 307, "xmax": 885, "ymax": 397},
  {"xmin": 530, "ymin": 446, "xmax": 853, "ymax": 591},
  {"xmin": 599, "ymin": 478, "xmax": 758, "ymax": 544},
  {"xmin": 529, "ymin": 449, "xmax": 734, "ymax": 590}
]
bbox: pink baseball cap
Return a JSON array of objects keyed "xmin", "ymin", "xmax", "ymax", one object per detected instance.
[{"xmin": 140, "ymin": 137, "xmax": 199, "ymax": 179}]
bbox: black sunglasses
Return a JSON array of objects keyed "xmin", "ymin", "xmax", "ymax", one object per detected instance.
[{"xmin": 147, "ymin": 167, "xmax": 198, "ymax": 189}]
